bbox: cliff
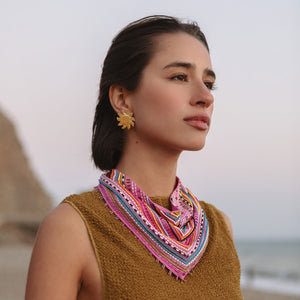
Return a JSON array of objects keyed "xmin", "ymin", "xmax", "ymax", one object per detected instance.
[{"xmin": 0, "ymin": 109, "xmax": 53, "ymax": 243}]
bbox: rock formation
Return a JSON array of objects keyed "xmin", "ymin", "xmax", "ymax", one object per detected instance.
[{"xmin": 0, "ymin": 109, "xmax": 53, "ymax": 243}]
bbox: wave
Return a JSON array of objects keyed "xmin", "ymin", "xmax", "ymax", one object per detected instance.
[{"xmin": 236, "ymin": 240, "xmax": 300, "ymax": 296}]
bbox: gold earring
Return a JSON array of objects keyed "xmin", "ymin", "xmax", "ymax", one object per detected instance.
[{"xmin": 117, "ymin": 112, "xmax": 135, "ymax": 130}]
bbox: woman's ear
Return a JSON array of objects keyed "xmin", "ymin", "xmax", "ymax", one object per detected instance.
[{"xmin": 109, "ymin": 85, "xmax": 132, "ymax": 114}]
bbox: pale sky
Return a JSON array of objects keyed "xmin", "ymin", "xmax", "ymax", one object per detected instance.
[{"xmin": 1, "ymin": 0, "xmax": 299, "ymax": 240}]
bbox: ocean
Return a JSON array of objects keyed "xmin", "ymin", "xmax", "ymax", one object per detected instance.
[{"xmin": 235, "ymin": 240, "xmax": 300, "ymax": 296}]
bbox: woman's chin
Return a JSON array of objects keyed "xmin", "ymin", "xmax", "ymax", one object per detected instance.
[{"xmin": 184, "ymin": 140, "xmax": 206, "ymax": 152}]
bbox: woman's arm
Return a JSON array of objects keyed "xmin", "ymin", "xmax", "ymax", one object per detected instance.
[{"xmin": 25, "ymin": 203, "xmax": 89, "ymax": 300}]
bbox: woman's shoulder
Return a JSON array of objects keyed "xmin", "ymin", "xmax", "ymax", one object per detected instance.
[
  {"xmin": 25, "ymin": 202, "xmax": 90, "ymax": 298},
  {"xmin": 32, "ymin": 189, "xmax": 101, "ymax": 268},
  {"xmin": 62, "ymin": 189, "xmax": 102, "ymax": 211},
  {"xmin": 199, "ymin": 200, "xmax": 234, "ymax": 239},
  {"xmin": 40, "ymin": 189, "xmax": 103, "ymax": 248},
  {"xmin": 26, "ymin": 194, "xmax": 103, "ymax": 299},
  {"xmin": 32, "ymin": 200, "xmax": 92, "ymax": 268},
  {"xmin": 42, "ymin": 201, "xmax": 87, "ymax": 235},
  {"xmin": 60, "ymin": 190, "xmax": 108, "ymax": 225}
]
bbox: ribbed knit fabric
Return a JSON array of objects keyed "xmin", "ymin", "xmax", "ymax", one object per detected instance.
[{"xmin": 63, "ymin": 190, "xmax": 243, "ymax": 300}]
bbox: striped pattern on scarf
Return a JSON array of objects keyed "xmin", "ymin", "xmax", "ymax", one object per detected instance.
[{"xmin": 97, "ymin": 169, "xmax": 209, "ymax": 280}]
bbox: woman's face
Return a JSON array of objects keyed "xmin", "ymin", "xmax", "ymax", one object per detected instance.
[{"xmin": 127, "ymin": 32, "xmax": 215, "ymax": 153}]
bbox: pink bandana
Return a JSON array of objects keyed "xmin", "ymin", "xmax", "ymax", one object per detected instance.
[{"xmin": 97, "ymin": 169, "xmax": 209, "ymax": 280}]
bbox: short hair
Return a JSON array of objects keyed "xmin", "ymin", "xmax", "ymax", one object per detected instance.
[{"xmin": 92, "ymin": 15, "xmax": 209, "ymax": 171}]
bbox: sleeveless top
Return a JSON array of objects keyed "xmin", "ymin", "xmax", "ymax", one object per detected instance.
[{"xmin": 63, "ymin": 190, "xmax": 243, "ymax": 300}]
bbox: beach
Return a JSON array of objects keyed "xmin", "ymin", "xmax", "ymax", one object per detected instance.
[
  {"xmin": 242, "ymin": 289, "xmax": 300, "ymax": 300},
  {"xmin": 1, "ymin": 243, "xmax": 299, "ymax": 300},
  {"xmin": 0, "ymin": 244, "xmax": 32, "ymax": 300}
]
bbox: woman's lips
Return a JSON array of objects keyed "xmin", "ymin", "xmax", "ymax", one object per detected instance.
[{"xmin": 184, "ymin": 115, "xmax": 210, "ymax": 130}]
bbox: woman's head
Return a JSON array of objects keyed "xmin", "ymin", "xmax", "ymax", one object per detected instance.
[{"xmin": 92, "ymin": 15, "xmax": 210, "ymax": 171}]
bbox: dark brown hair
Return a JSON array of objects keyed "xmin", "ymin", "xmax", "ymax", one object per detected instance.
[{"xmin": 92, "ymin": 15, "xmax": 209, "ymax": 170}]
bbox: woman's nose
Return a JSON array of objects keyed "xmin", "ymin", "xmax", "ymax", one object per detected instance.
[{"xmin": 190, "ymin": 82, "xmax": 214, "ymax": 107}]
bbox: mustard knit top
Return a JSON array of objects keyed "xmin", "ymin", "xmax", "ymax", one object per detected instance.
[{"xmin": 63, "ymin": 190, "xmax": 242, "ymax": 300}]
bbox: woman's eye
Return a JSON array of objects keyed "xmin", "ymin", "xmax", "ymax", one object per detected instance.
[
  {"xmin": 170, "ymin": 74, "xmax": 188, "ymax": 81},
  {"xmin": 204, "ymin": 81, "xmax": 216, "ymax": 90}
]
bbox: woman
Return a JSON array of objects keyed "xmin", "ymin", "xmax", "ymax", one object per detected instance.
[{"xmin": 26, "ymin": 16, "xmax": 242, "ymax": 299}]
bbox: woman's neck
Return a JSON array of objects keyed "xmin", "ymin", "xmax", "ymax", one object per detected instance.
[{"xmin": 116, "ymin": 137, "xmax": 180, "ymax": 197}]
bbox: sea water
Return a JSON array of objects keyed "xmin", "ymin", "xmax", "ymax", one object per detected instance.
[{"xmin": 235, "ymin": 240, "xmax": 300, "ymax": 296}]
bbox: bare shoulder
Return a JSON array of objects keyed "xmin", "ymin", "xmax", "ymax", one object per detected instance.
[
  {"xmin": 25, "ymin": 203, "xmax": 91, "ymax": 299},
  {"xmin": 37, "ymin": 202, "xmax": 87, "ymax": 238},
  {"xmin": 220, "ymin": 211, "xmax": 234, "ymax": 239},
  {"xmin": 201, "ymin": 201, "xmax": 234, "ymax": 240}
]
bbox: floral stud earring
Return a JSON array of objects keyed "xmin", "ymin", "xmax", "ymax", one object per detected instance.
[{"xmin": 117, "ymin": 111, "xmax": 135, "ymax": 130}]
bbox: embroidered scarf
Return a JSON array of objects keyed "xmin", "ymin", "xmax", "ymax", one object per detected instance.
[{"xmin": 97, "ymin": 169, "xmax": 209, "ymax": 280}]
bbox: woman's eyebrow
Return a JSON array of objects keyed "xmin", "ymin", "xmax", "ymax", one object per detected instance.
[
  {"xmin": 163, "ymin": 61, "xmax": 194, "ymax": 70},
  {"xmin": 204, "ymin": 68, "xmax": 216, "ymax": 80},
  {"xmin": 163, "ymin": 62, "xmax": 216, "ymax": 80}
]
